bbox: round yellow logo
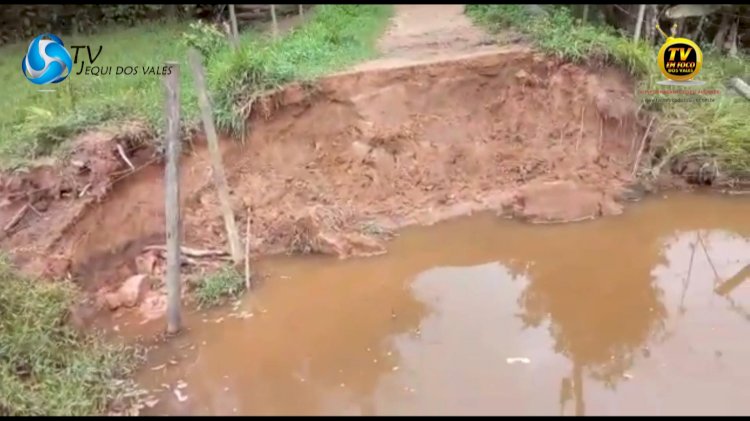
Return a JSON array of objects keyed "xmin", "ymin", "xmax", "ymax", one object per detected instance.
[{"xmin": 657, "ymin": 36, "xmax": 703, "ymax": 82}]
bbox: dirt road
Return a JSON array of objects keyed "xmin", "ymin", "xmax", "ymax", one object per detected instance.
[{"xmin": 354, "ymin": 5, "xmax": 505, "ymax": 71}]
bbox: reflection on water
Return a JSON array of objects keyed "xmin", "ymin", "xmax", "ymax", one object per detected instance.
[{"xmin": 131, "ymin": 193, "xmax": 750, "ymax": 416}]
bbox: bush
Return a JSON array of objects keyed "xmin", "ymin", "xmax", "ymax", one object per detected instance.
[{"xmin": 180, "ymin": 20, "xmax": 227, "ymax": 60}]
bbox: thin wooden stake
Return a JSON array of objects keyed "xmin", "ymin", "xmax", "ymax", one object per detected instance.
[
  {"xmin": 3, "ymin": 203, "xmax": 29, "ymax": 233},
  {"xmin": 575, "ymin": 105, "xmax": 585, "ymax": 152},
  {"xmin": 164, "ymin": 60, "xmax": 182, "ymax": 335},
  {"xmin": 187, "ymin": 49, "xmax": 244, "ymax": 265},
  {"xmin": 631, "ymin": 116, "xmax": 655, "ymax": 176},
  {"xmin": 228, "ymin": 5, "xmax": 240, "ymax": 50},
  {"xmin": 244, "ymin": 209, "xmax": 252, "ymax": 291},
  {"xmin": 270, "ymin": 5, "xmax": 279, "ymax": 39},
  {"xmin": 298, "ymin": 4, "xmax": 304, "ymax": 17}
]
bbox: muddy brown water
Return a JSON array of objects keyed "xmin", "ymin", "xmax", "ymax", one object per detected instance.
[{"xmin": 122, "ymin": 192, "xmax": 750, "ymax": 416}]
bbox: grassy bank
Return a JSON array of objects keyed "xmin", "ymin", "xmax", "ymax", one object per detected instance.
[
  {"xmin": 0, "ymin": 5, "xmax": 392, "ymax": 169},
  {"xmin": 0, "ymin": 260, "xmax": 140, "ymax": 415},
  {"xmin": 467, "ymin": 5, "xmax": 750, "ymax": 181}
]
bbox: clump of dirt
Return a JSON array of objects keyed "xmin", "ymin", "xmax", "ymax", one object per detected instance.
[
  {"xmin": 285, "ymin": 205, "xmax": 388, "ymax": 258},
  {"xmin": 0, "ymin": 50, "xmax": 648, "ymax": 322}
]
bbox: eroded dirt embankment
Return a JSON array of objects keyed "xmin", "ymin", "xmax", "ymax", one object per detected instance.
[{"xmin": 0, "ymin": 49, "xmax": 648, "ymax": 321}]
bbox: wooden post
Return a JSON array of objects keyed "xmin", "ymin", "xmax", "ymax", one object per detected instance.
[
  {"xmin": 228, "ymin": 4, "xmax": 240, "ymax": 50},
  {"xmin": 164, "ymin": 61, "xmax": 182, "ymax": 335},
  {"xmin": 187, "ymin": 49, "xmax": 244, "ymax": 265},
  {"xmin": 298, "ymin": 4, "xmax": 304, "ymax": 17},
  {"xmin": 270, "ymin": 5, "xmax": 279, "ymax": 39},
  {"xmin": 581, "ymin": 5, "xmax": 589, "ymax": 24}
]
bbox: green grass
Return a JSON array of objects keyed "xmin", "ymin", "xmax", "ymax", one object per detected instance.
[
  {"xmin": 467, "ymin": 4, "xmax": 750, "ymax": 180},
  {"xmin": 191, "ymin": 265, "xmax": 246, "ymax": 309},
  {"xmin": 0, "ymin": 259, "xmax": 141, "ymax": 415},
  {"xmin": 208, "ymin": 4, "xmax": 393, "ymax": 135},
  {"xmin": 0, "ymin": 5, "xmax": 393, "ymax": 169}
]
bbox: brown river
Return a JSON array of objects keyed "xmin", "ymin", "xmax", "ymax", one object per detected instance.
[{"xmin": 117, "ymin": 192, "xmax": 750, "ymax": 416}]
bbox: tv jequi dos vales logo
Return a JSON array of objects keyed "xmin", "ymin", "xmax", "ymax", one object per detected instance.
[{"xmin": 22, "ymin": 33, "xmax": 173, "ymax": 86}]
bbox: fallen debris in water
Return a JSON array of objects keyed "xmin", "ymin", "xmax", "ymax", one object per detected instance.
[
  {"xmin": 143, "ymin": 396, "xmax": 160, "ymax": 408},
  {"xmin": 143, "ymin": 245, "xmax": 230, "ymax": 258},
  {"xmin": 173, "ymin": 389, "xmax": 188, "ymax": 402}
]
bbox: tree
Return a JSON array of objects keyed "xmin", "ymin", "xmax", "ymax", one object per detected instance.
[{"xmin": 633, "ymin": 5, "xmax": 646, "ymax": 42}]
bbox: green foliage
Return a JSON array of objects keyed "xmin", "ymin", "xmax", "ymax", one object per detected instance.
[
  {"xmin": 467, "ymin": 5, "xmax": 652, "ymax": 75},
  {"xmin": 643, "ymin": 56, "xmax": 750, "ymax": 176},
  {"xmin": 0, "ymin": 5, "xmax": 392, "ymax": 169},
  {"xmin": 208, "ymin": 4, "xmax": 393, "ymax": 136},
  {"xmin": 180, "ymin": 20, "xmax": 227, "ymax": 60},
  {"xmin": 467, "ymin": 4, "xmax": 750, "ymax": 179},
  {"xmin": 191, "ymin": 265, "xmax": 246, "ymax": 309},
  {"xmin": 0, "ymin": 259, "xmax": 140, "ymax": 415}
]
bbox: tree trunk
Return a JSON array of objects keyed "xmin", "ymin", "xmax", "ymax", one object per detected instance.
[
  {"xmin": 676, "ymin": 17, "xmax": 686, "ymax": 37},
  {"xmin": 727, "ymin": 17, "xmax": 739, "ymax": 57},
  {"xmin": 634, "ymin": 5, "xmax": 646, "ymax": 42},
  {"xmin": 647, "ymin": 5, "xmax": 658, "ymax": 44},
  {"xmin": 164, "ymin": 4, "xmax": 179, "ymax": 21},
  {"xmin": 270, "ymin": 4, "xmax": 278, "ymax": 38},
  {"xmin": 713, "ymin": 13, "xmax": 731, "ymax": 50},
  {"xmin": 691, "ymin": 16, "xmax": 705, "ymax": 42},
  {"xmin": 582, "ymin": 5, "xmax": 589, "ymax": 24},
  {"xmin": 299, "ymin": 4, "xmax": 304, "ymax": 17},
  {"xmin": 228, "ymin": 4, "xmax": 239, "ymax": 50}
]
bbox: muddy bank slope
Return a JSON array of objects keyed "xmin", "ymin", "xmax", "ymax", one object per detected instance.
[{"xmin": 0, "ymin": 48, "xmax": 646, "ymax": 294}]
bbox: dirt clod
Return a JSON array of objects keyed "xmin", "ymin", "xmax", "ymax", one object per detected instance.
[{"xmin": 515, "ymin": 180, "xmax": 603, "ymax": 223}]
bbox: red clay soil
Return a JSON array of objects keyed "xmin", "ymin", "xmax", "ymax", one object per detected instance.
[
  {"xmin": 0, "ymin": 49, "xmax": 647, "ymax": 308},
  {"xmin": 1, "ymin": 1, "xmax": 655, "ymax": 322}
]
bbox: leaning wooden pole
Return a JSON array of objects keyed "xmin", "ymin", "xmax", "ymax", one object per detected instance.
[
  {"xmin": 164, "ymin": 61, "xmax": 182, "ymax": 335},
  {"xmin": 187, "ymin": 49, "xmax": 244, "ymax": 265}
]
